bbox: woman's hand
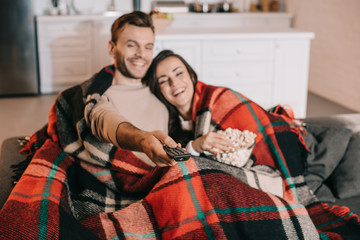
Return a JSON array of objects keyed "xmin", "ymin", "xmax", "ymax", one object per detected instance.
[{"xmin": 191, "ymin": 132, "xmax": 234, "ymax": 155}]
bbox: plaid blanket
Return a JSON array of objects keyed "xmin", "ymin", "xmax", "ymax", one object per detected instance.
[{"xmin": 0, "ymin": 68, "xmax": 359, "ymax": 239}]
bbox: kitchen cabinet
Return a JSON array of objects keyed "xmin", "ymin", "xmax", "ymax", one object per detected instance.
[
  {"xmin": 36, "ymin": 13, "xmax": 313, "ymax": 118},
  {"xmin": 155, "ymin": 28, "xmax": 314, "ymax": 118},
  {"xmin": 201, "ymin": 39, "xmax": 274, "ymax": 107},
  {"xmin": 36, "ymin": 13, "xmax": 293, "ymax": 94},
  {"xmin": 154, "ymin": 40, "xmax": 202, "ymax": 74},
  {"xmin": 36, "ymin": 17, "xmax": 94, "ymax": 93}
]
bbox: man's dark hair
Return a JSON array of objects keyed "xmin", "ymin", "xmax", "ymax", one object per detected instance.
[{"xmin": 111, "ymin": 11, "xmax": 154, "ymax": 43}]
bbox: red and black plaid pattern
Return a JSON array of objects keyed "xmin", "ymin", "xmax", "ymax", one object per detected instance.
[{"xmin": 0, "ymin": 70, "xmax": 359, "ymax": 239}]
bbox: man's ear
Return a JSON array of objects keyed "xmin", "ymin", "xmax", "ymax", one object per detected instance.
[{"xmin": 108, "ymin": 41, "xmax": 115, "ymax": 56}]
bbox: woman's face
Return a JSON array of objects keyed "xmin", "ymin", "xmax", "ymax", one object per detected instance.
[{"xmin": 156, "ymin": 56, "xmax": 194, "ymax": 116}]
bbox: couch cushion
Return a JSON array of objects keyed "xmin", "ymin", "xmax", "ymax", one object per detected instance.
[
  {"xmin": 330, "ymin": 132, "xmax": 360, "ymax": 199},
  {"xmin": 302, "ymin": 125, "xmax": 352, "ymax": 202},
  {"xmin": 0, "ymin": 137, "xmax": 26, "ymax": 209}
]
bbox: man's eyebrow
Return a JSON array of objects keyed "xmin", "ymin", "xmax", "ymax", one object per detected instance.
[
  {"xmin": 125, "ymin": 40, "xmax": 138, "ymax": 45},
  {"xmin": 126, "ymin": 40, "xmax": 154, "ymax": 46}
]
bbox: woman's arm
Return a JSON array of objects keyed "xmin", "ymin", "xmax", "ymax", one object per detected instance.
[{"xmin": 190, "ymin": 132, "xmax": 234, "ymax": 155}]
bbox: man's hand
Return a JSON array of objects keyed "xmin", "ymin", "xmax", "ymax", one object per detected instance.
[
  {"xmin": 139, "ymin": 130, "xmax": 178, "ymax": 167},
  {"xmin": 116, "ymin": 122, "xmax": 177, "ymax": 167}
]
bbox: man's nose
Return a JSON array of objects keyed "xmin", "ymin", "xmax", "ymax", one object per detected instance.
[{"xmin": 135, "ymin": 47, "xmax": 145, "ymax": 57}]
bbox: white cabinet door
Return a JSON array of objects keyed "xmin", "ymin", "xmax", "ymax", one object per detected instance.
[
  {"xmin": 37, "ymin": 19, "xmax": 94, "ymax": 94},
  {"xmin": 93, "ymin": 19, "xmax": 116, "ymax": 70},
  {"xmin": 202, "ymin": 39, "xmax": 274, "ymax": 62},
  {"xmin": 201, "ymin": 39, "xmax": 275, "ymax": 108},
  {"xmin": 39, "ymin": 52, "xmax": 93, "ymax": 93},
  {"xmin": 154, "ymin": 39, "xmax": 202, "ymax": 75},
  {"xmin": 273, "ymin": 40, "xmax": 311, "ymax": 118}
]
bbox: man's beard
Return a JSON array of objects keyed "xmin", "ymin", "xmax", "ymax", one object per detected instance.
[{"xmin": 115, "ymin": 50, "xmax": 146, "ymax": 79}]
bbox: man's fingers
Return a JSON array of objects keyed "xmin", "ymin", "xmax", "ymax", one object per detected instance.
[
  {"xmin": 152, "ymin": 131, "xmax": 177, "ymax": 148},
  {"xmin": 150, "ymin": 139, "xmax": 176, "ymax": 166}
]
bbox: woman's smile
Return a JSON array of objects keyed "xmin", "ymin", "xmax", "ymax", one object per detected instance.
[
  {"xmin": 156, "ymin": 56, "xmax": 195, "ymax": 119},
  {"xmin": 173, "ymin": 88, "xmax": 185, "ymax": 97}
]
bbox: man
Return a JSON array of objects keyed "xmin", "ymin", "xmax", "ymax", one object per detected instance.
[{"xmin": 83, "ymin": 11, "xmax": 177, "ymax": 167}]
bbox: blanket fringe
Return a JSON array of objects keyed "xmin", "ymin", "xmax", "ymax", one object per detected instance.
[
  {"xmin": 322, "ymin": 202, "xmax": 360, "ymax": 222},
  {"xmin": 269, "ymin": 104, "xmax": 310, "ymax": 152},
  {"xmin": 10, "ymin": 137, "xmax": 31, "ymax": 185},
  {"xmin": 11, "ymin": 156, "xmax": 32, "ymax": 185},
  {"xmin": 11, "ymin": 125, "xmax": 48, "ymax": 185}
]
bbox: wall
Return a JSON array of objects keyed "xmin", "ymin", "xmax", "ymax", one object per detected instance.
[{"xmin": 286, "ymin": 0, "xmax": 360, "ymax": 112}]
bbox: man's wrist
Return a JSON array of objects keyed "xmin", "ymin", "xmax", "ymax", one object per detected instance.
[{"xmin": 116, "ymin": 121, "xmax": 144, "ymax": 151}]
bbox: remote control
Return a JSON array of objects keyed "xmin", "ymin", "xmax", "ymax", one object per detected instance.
[{"xmin": 163, "ymin": 145, "xmax": 191, "ymax": 161}]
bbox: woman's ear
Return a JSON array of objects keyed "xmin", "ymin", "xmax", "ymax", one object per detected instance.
[{"xmin": 108, "ymin": 41, "xmax": 115, "ymax": 57}]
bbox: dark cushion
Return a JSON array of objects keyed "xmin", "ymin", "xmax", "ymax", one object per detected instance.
[
  {"xmin": 0, "ymin": 137, "xmax": 26, "ymax": 209},
  {"xmin": 330, "ymin": 132, "xmax": 360, "ymax": 199},
  {"xmin": 302, "ymin": 125, "xmax": 352, "ymax": 202},
  {"xmin": 304, "ymin": 114, "xmax": 360, "ymax": 201}
]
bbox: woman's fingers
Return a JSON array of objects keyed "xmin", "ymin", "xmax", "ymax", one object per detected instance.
[{"xmin": 203, "ymin": 132, "xmax": 234, "ymax": 153}]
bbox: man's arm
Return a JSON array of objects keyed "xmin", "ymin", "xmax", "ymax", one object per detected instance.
[
  {"xmin": 116, "ymin": 122, "xmax": 177, "ymax": 166},
  {"xmin": 87, "ymin": 96, "xmax": 177, "ymax": 166}
]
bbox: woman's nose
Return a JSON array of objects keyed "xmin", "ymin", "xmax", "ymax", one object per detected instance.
[{"xmin": 169, "ymin": 79, "xmax": 178, "ymax": 87}]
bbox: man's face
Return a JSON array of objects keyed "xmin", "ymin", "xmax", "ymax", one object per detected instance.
[{"xmin": 110, "ymin": 25, "xmax": 154, "ymax": 81}]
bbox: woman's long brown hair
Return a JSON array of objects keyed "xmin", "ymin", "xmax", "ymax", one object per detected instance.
[{"xmin": 143, "ymin": 50, "xmax": 198, "ymax": 146}]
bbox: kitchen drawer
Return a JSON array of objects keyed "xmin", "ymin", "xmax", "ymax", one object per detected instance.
[
  {"xmin": 37, "ymin": 21, "xmax": 92, "ymax": 52},
  {"xmin": 202, "ymin": 40, "xmax": 274, "ymax": 62},
  {"xmin": 244, "ymin": 18, "xmax": 292, "ymax": 28},
  {"xmin": 201, "ymin": 61, "xmax": 273, "ymax": 84},
  {"xmin": 48, "ymin": 35, "xmax": 92, "ymax": 52},
  {"xmin": 235, "ymin": 84, "xmax": 273, "ymax": 109},
  {"xmin": 155, "ymin": 40, "xmax": 202, "ymax": 74},
  {"xmin": 202, "ymin": 80, "xmax": 272, "ymax": 109},
  {"xmin": 39, "ymin": 52, "xmax": 93, "ymax": 94},
  {"xmin": 38, "ymin": 21, "xmax": 92, "ymax": 36},
  {"xmin": 52, "ymin": 54, "xmax": 93, "ymax": 83}
]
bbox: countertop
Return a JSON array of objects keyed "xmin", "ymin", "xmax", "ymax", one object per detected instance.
[
  {"xmin": 156, "ymin": 27, "xmax": 314, "ymax": 40},
  {"xmin": 36, "ymin": 12, "xmax": 293, "ymax": 22}
]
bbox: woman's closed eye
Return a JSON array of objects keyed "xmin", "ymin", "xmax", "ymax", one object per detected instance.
[
  {"xmin": 158, "ymin": 77, "xmax": 169, "ymax": 85},
  {"xmin": 175, "ymin": 71, "xmax": 183, "ymax": 77}
]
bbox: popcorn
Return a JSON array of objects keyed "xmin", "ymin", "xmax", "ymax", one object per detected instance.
[{"xmin": 213, "ymin": 128, "xmax": 256, "ymax": 168}]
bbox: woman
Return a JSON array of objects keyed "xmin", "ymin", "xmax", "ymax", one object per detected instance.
[
  {"xmin": 144, "ymin": 49, "xmax": 233, "ymax": 156},
  {"xmin": 141, "ymin": 50, "xmax": 360, "ymax": 239},
  {"xmin": 144, "ymin": 49, "xmax": 308, "ymax": 170}
]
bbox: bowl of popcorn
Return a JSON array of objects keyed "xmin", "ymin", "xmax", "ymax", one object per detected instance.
[{"xmin": 213, "ymin": 128, "xmax": 256, "ymax": 168}]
